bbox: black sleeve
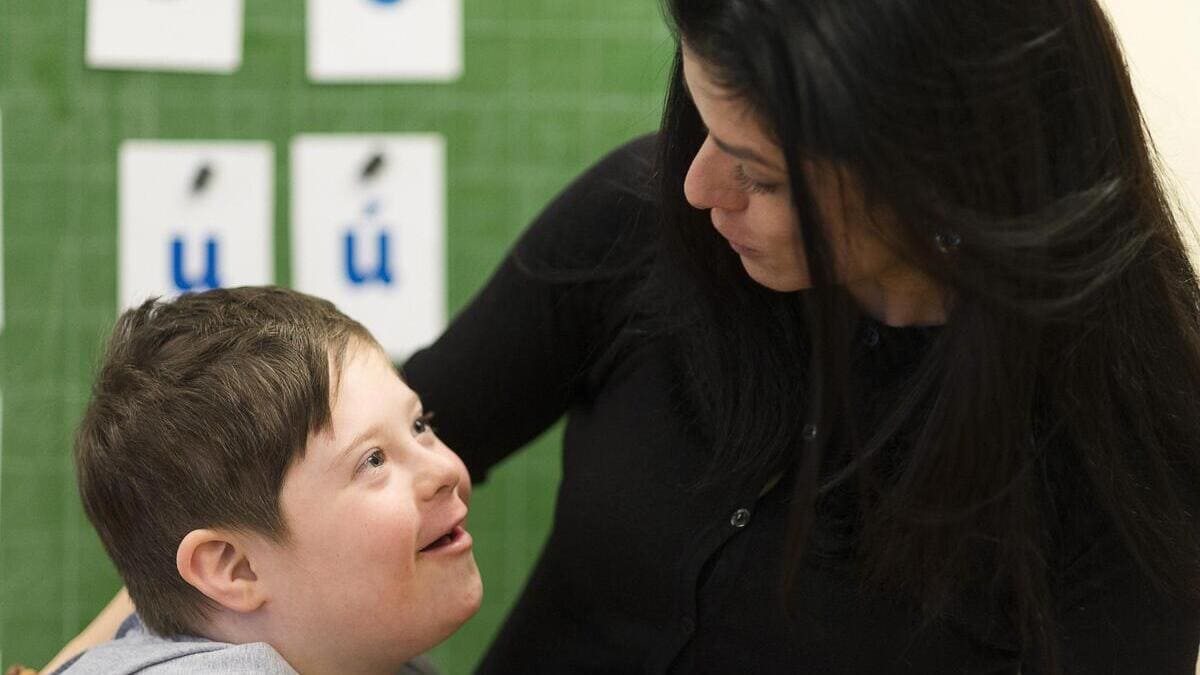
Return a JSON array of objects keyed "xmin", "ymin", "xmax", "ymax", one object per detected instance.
[
  {"xmin": 402, "ymin": 134, "xmax": 659, "ymax": 485},
  {"xmin": 1023, "ymin": 462, "xmax": 1200, "ymax": 675},
  {"xmin": 1024, "ymin": 534, "xmax": 1200, "ymax": 674}
]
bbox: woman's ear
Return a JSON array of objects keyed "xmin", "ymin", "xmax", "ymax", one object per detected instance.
[{"xmin": 176, "ymin": 529, "xmax": 267, "ymax": 614}]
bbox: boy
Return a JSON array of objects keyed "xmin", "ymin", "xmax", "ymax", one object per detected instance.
[{"xmin": 58, "ymin": 286, "xmax": 482, "ymax": 674}]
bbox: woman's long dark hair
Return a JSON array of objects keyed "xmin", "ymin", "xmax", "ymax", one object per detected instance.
[{"xmin": 657, "ymin": 0, "xmax": 1200, "ymax": 668}]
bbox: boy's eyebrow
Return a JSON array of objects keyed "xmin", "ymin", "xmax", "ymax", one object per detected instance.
[
  {"xmin": 327, "ymin": 395, "xmax": 424, "ymax": 473},
  {"xmin": 329, "ymin": 425, "xmax": 383, "ymax": 473}
]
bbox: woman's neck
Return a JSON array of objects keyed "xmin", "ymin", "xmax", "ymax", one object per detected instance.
[{"xmin": 846, "ymin": 268, "xmax": 950, "ymax": 327}]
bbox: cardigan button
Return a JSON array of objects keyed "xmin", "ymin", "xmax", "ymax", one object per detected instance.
[
  {"xmin": 863, "ymin": 324, "xmax": 880, "ymax": 347},
  {"xmin": 681, "ymin": 617, "xmax": 695, "ymax": 634},
  {"xmin": 802, "ymin": 424, "xmax": 819, "ymax": 441},
  {"xmin": 730, "ymin": 508, "xmax": 752, "ymax": 528}
]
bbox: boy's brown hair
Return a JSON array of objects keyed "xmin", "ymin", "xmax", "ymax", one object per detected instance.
[{"xmin": 75, "ymin": 286, "xmax": 376, "ymax": 636}]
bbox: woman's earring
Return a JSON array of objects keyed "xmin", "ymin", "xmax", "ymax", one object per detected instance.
[{"xmin": 934, "ymin": 231, "xmax": 961, "ymax": 253}]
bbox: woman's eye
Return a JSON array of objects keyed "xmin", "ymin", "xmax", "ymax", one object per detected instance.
[
  {"xmin": 413, "ymin": 411, "xmax": 436, "ymax": 436},
  {"xmin": 733, "ymin": 164, "xmax": 779, "ymax": 195}
]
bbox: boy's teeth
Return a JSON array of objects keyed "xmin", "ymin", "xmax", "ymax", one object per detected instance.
[{"xmin": 423, "ymin": 532, "xmax": 453, "ymax": 551}]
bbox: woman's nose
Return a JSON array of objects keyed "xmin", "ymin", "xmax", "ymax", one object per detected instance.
[{"xmin": 683, "ymin": 136, "xmax": 748, "ymax": 213}]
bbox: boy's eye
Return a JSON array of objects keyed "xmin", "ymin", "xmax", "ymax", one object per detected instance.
[
  {"xmin": 413, "ymin": 411, "xmax": 436, "ymax": 436},
  {"xmin": 362, "ymin": 449, "xmax": 385, "ymax": 471}
]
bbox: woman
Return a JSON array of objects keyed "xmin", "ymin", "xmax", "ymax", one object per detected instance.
[
  {"xmin": 42, "ymin": 0, "xmax": 1200, "ymax": 672},
  {"xmin": 408, "ymin": 0, "xmax": 1200, "ymax": 671}
]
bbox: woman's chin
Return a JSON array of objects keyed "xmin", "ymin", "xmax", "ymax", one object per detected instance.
[{"xmin": 740, "ymin": 259, "xmax": 811, "ymax": 293}]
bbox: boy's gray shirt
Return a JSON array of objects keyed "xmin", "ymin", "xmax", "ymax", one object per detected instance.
[
  {"xmin": 53, "ymin": 613, "xmax": 441, "ymax": 674},
  {"xmin": 52, "ymin": 613, "xmax": 296, "ymax": 674}
]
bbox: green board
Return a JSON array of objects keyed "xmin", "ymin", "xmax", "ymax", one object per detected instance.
[{"xmin": 0, "ymin": 2, "xmax": 673, "ymax": 672}]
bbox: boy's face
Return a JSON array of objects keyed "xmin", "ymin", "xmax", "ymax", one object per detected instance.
[{"xmin": 254, "ymin": 341, "xmax": 482, "ymax": 670}]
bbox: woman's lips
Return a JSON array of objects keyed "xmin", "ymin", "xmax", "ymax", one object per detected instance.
[{"xmin": 710, "ymin": 214, "xmax": 761, "ymax": 258}]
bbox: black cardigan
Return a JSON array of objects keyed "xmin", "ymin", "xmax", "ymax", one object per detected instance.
[{"xmin": 405, "ymin": 136, "xmax": 1199, "ymax": 674}]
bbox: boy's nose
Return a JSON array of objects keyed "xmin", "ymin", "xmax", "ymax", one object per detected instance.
[
  {"xmin": 683, "ymin": 136, "xmax": 748, "ymax": 213},
  {"xmin": 415, "ymin": 446, "xmax": 466, "ymax": 503}
]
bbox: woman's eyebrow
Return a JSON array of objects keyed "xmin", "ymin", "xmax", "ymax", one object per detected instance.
[{"xmin": 710, "ymin": 133, "xmax": 784, "ymax": 173}]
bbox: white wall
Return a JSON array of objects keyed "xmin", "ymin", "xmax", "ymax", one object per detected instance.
[{"xmin": 1099, "ymin": 0, "xmax": 1200, "ymax": 257}]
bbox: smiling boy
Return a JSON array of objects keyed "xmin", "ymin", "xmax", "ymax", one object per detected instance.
[{"xmin": 61, "ymin": 286, "xmax": 482, "ymax": 674}]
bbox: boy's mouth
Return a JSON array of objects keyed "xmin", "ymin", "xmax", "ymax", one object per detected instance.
[{"xmin": 419, "ymin": 523, "xmax": 469, "ymax": 554}]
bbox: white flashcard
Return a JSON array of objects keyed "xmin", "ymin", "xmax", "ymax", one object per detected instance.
[
  {"xmin": 119, "ymin": 141, "xmax": 274, "ymax": 311},
  {"xmin": 307, "ymin": 0, "xmax": 462, "ymax": 82},
  {"xmin": 291, "ymin": 134, "xmax": 446, "ymax": 361},
  {"xmin": 86, "ymin": 0, "xmax": 243, "ymax": 73}
]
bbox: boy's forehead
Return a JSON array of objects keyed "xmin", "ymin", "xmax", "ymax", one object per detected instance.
[
  {"xmin": 324, "ymin": 343, "xmax": 417, "ymax": 432},
  {"xmin": 329, "ymin": 339, "xmax": 396, "ymax": 396},
  {"xmin": 295, "ymin": 349, "xmax": 416, "ymax": 478}
]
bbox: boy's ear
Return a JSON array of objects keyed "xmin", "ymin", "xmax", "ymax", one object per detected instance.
[{"xmin": 176, "ymin": 529, "xmax": 266, "ymax": 614}]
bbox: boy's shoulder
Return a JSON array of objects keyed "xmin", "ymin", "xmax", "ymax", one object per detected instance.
[{"xmin": 51, "ymin": 614, "xmax": 297, "ymax": 675}]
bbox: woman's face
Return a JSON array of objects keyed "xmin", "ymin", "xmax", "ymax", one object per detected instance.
[{"xmin": 680, "ymin": 46, "xmax": 905, "ymax": 295}]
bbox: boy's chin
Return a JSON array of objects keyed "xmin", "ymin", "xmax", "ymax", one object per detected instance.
[
  {"xmin": 465, "ymin": 565, "xmax": 484, "ymax": 614},
  {"xmin": 443, "ymin": 559, "xmax": 484, "ymax": 632},
  {"xmin": 452, "ymin": 558, "xmax": 485, "ymax": 621}
]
